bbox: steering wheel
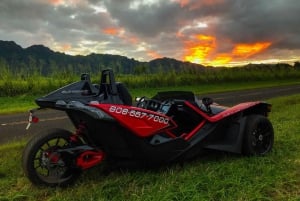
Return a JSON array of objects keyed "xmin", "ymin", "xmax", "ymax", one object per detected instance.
[
  {"xmin": 158, "ymin": 99, "xmax": 173, "ymax": 114},
  {"xmin": 136, "ymin": 96, "xmax": 147, "ymax": 108}
]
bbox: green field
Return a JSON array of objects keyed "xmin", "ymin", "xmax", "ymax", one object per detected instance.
[
  {"xmin": 1, "ymin": 79, "xmax": 300, "ymax": 114},
  {"xmin": 0, "ymin": 94, "xmax": 299, "ymax": 201},
  {"xmin": 1, "ymin": 63, "xmax": 300, "ymax": 114}
]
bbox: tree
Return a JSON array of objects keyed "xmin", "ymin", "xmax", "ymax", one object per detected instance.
[
  {"xmin": 294, "ymin": 61, "xmax": 300, "ymax": 70},
  {"xmin": 0, "ymin": 57, "xmax": 11, "ymax": 79}
]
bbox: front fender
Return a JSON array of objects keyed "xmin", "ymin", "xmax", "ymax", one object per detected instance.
[
  {"xmin": 185, "ymin": 101, "xmax": 271, "ymax": 122},
  {"xmin": 243, "ymin": 102, "xmax": 272, "ymax": 117}
]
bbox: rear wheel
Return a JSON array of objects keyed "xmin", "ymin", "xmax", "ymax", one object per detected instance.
[
  {"xmin": 22, "ymin": 128, "xmax": 81, "ymax": 187},
  {"xmin": 243, "ymin": 115, "xmax": 274, "ymax": 156}
]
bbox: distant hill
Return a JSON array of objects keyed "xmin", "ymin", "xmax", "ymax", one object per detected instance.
[{"xmin": 0, "ymin": 40, "xmax": 206, "ymax": 75}]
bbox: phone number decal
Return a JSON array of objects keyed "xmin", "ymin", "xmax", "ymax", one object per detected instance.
[{"xmin": 109, "ymin": 106, "xmax": 169, "ymax": 124}]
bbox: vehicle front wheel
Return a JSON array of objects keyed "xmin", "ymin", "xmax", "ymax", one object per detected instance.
[
  {"xmin": 243, "ymin": 115, "xmax": 274, "ymax": 156},
  {"xmin": 22, "ymin": 128, "xmax": 81, "ymax": 187}
]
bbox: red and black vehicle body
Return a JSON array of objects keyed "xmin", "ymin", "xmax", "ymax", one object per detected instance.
[{"xmin": 22, "ymin": 69, "xmax": 274, "ymax": 187}]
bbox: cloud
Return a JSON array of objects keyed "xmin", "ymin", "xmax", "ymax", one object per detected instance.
[
  {"xmin": 0, "ymin": 0, "xmax": 299, "ymax": 65},
  {"xmin": 214, "ymin": 0, "xmax": 300, "ymax": 46},
  {"xmin": 102, "ymin": 0, "xmax": 183, "ymax": 38},
  {"xmin": 232, "ymin": 42, "xmax": 272, "ymax": 58},
  {"xmin": 175, "ymin": 0, "xmax": 300, "ymax": 64},
  {"xmin": 102, "ymin": 27, "xmax": 122, "ymax": 36}
]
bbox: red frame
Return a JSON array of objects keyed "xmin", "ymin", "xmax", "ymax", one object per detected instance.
[
  {"xmin": 90, "ymin": 101, "xmax": 262, "ymax": 141},
  {"xmin": 90, "ymin": 103, "xmax": 177, "ymax": 137},
  {"xmin": 184, "ymin": 101, "xmax": 261, "ymax": 122}
]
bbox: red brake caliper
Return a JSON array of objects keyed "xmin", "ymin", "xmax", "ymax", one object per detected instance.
[
  {"xmin": 76, "ymin": 150, "xmax": 105, "ymax": 170},
  {"xmin": 72, "ymin": 122, "xmax": 106, "ymax": 170},
  {"xmin": 49, "ymin": 153, "xmax": 60, "ymax": 163}
]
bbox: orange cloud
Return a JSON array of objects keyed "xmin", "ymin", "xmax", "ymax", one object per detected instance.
[
  {"xmin": 102, "ymin": 28, "xmax": 120, "ymax": 36},
  {"xmin": 173, "ymin": 0, "xmax": 190, "ymax": 7},
  {"xmin": 62, "ymin": 43, "xmax": 72, "ymax": 51},
  {"xmin": 211, "ymin": 53, "xmax": 232, "ymax": 66},
  {"xmin": 147, "ymin": 50, "xmax": 162, "ymax": 59},
  {"xmin": 182, "ymin": 33, "xmax": 272, "ymax": 66},
  {"xmin": 232, "ymin": 42, "xmax": 272, "ymax": 58},
  {"xmin": 54, "ymin": 43, "xmax": 72, "ymax": 54},
  {"xmin": 48, "ymin": 0, "xmax": 64, "ymax": 5},
  {"xmin": 102, "ymin": 27, "xmax": 141, "ymax": 52},
  {"xmin": 184, "ymin": 34, "xmax": 216, "ymax": 64},
  {"xmin": 128, "ymin": 36, "xmax": 139, "ymax": 44},
  {"xmin": 115, "ymin": 29, "xmax": 138, "ymax": 43}
]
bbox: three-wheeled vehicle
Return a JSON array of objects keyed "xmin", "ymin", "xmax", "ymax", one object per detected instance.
[{"xmin": 22, "ymin": 69, "xmax": 274, "ymax": 186}]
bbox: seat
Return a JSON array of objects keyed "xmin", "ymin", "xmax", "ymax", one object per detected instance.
[
  {"xmin": 116, "ymin": 82, "xmax": 132, "ymax": 105},
  {"xmin": 97, "ymin": 82, "xmax": 132, "ymax": 105},
  {"xmin": 194, "ymin": 97, "xmax": 227, "ymax": 115}
]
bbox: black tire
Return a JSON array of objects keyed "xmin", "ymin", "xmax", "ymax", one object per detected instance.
[
  {"xmin": 243, "ymin": 115, "xmax": 274, "ymax": 156},
  {"xmin": 22, "ymin": 128, "xmax": 81, "ymax": 187}
]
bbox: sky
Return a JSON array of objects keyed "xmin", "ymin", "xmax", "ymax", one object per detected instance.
[{"xmin": 0, "ymin": 0, "xmax": 300, "ymax": 67}]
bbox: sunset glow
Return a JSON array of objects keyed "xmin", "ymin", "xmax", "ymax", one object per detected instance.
[
  {"xmin": 1, "ymin": 0, "xmax": 298, "ymax": 67},
  {"xmin": 211, "ymin": 54, "xmax": 232, "ymax": 66},
  {"xmin": 232, "ymin": 42, "xmax": 272, "ymax": 58},
  {"xmin": 183, "ymin": 34, "xmax": 272, "ymax": 66},
  {"xmin": 184, "ymin": 34, "xmax": 216, "ymax": 64}
]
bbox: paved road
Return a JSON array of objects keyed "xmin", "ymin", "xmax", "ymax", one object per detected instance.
[{"xmin": 1, "ymin": 84, "xmax": 300, "ymax": 144}]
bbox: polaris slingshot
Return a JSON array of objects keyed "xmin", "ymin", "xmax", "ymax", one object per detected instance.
[{"xmin": 22, "ymin": 69, "xmax": 274, "ymax": 186}]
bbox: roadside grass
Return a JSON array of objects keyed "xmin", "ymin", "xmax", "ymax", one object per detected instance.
[
  {"xmin": 0, "ymin": 94, "xmax": 299, "ymax": 200},
  {"xmin": 0, "ymin": 95, "xmax": 38, "ymax": 114},
  {"xmin": 1, "ymin": 79, "xmax": 299, "ymax": 114}
]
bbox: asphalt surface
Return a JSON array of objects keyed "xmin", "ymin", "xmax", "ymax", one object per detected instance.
[{"xmin": 1, "ymin": 84, "xmax": 300, "ymax": 144}]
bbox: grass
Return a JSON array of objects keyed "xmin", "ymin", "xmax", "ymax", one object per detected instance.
[
  {"xmin": 0, "ymin": 79, "xmax": 299, "ymax": 114},
  {"xmin": 0, "ymin": 95, "xmax": 38, "ymax": 114},
  {"xmin": 0, "ymin": 94, "xmax": 300, "ymax": 200}
]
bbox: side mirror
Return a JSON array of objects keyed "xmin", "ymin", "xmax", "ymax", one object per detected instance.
[
  {"xmin": 202, "ymin": 97, "xmax": 213, "ymax": 106},
  {"xmin": 81, "ymin": 73, "xmax": 91, "ymax": 81},
  {"xmin": 202, "ymin": 97, "xmax": 213, "ymax": 114}
]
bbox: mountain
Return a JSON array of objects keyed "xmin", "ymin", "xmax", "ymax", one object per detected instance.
[
  {"xmin": 0, "ymin": 41, "xmax": 23, "ymax": 55},
  {"xmin": 25, "ymin": 45, "xmax": 58, "ymax": 59},
  {"xmin": 0, "ymin": 40, "xmax": 206, "ymax": 75},
  {"xmin": 0, "ymin": 41, "xmax": 24, "ymax": 62}
]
